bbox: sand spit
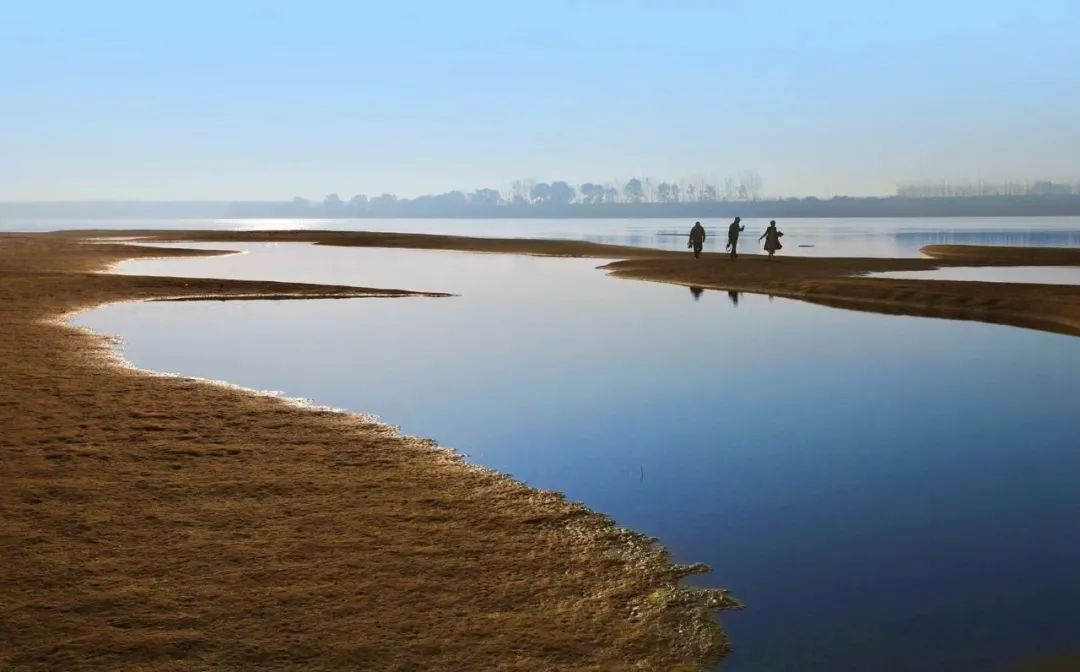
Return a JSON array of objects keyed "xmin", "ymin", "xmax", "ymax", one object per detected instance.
[
  {"xmin": 1, "ymin": 233, "xmax": 740, "ymax": 672},
  {"xmin": 603, "ymin": 247, "xmax": 1080, "ymax": 337}
]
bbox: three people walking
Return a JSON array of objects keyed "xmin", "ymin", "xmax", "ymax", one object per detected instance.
[{"xmin": 685, "ymin": 218, "xmax": 786, "ymax": 260}]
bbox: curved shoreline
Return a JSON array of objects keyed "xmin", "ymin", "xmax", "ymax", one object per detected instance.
[{"xmin": 1, "ymin": 234, "xmax": 739, "ymax": 671}]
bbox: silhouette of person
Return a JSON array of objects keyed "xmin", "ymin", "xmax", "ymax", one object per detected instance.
[
  {"xmin": 726, "ymin": 217, "xmax": 745, "ymax": 260},
  {"xmin": 689, "ymin": 286, "xmax": 704, "ymax": 300},
  {"xmin": 759, "ymin": 220, "xmax": 784, "ymax": 259},
  {"xmin": 687, "ymin": 221, "xmax": 706, "ymax": 258},
  {"xmin": 727, "ymin": 290, "xmax": 740, "ymax": 306}
]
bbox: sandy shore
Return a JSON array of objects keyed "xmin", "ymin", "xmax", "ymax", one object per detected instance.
[
  {"xmin": 2, "ymin": 231, "xmax": 1077, "ymax": 670},
  {"xmin": 1, "ymin": 234, "xmax": 739, "ymax": 672}
]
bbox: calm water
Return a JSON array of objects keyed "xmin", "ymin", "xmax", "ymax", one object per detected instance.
[
  {"xmin": 6, "ymin": 215, "xmax": 1080, "ymax": 257},
  {"xmin": 77, "ymin": 243, "xmax": 1080, "ymax": 671},
  {"xmin": 870, "ymin": 266, "xmax": 1080, "ymax": 285}
]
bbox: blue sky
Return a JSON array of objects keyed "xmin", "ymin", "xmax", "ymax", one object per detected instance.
[{"xmin": 2, "ymin": 1, "xmax": 1079, "ymax": 200}]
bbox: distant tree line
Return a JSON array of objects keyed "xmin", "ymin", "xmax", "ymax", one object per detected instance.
[
  {"xmin": 262, "ymin": 173, "xmax": 769, "ymax": 218},
  {"xmin": 213, "ymin": 174, "xmax": 1080, "ymax": 218},
  {"xmin": 220, "ymin": 195, "xmax": 1080, "ymax": 220},
  {"xmin": 5, "ymin": 175, "xmax": 1080, "ymax": 220},
  {"xmin": 896, "ymin": 180, "xmax": 1080, "ymax": 198}
]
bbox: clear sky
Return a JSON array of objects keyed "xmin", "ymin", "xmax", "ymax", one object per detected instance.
[{"xmin": 3, "ymin": 1, "xmax": 1079, "ymax": 200}]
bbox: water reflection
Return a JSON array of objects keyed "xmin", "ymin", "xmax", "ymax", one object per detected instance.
[
  {"xmin": 78, "ymin": 243, "xmax": 1080, "ymax": 671},
  {"xmin": 900, "ymin": 228, "xmax": 1080, "ymax": 249},
  {"xmin": 728, "ymin": 291, "xmax": 741, "ymax": 307},
  {"xmin": 690, "ymin": 286, "xmax": 704, "ymax": 301}
]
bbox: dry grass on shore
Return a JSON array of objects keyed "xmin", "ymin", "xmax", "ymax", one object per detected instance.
[{"xmin": 1, "ymin": 234, "xmax": 739, "ymax": 671}]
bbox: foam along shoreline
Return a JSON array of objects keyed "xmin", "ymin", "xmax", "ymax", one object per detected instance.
[
  {"xmin": 1, "ymin": 233, "xmax": 740, "ymax": 671},
  {"xmin": 68, "ymin": 230, "xmax": 1080, "ymax": 336}
]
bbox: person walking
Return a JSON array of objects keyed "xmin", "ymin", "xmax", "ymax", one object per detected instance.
[
  {"xmin": 759, "ymin": 220, "xmax": 784, "ymax": 259},
  {"xmin": 687, "ymin": 221, "xmax": 707, "ymax": 258},
  {"xmin": 726, "ymin": 217, "xmax": 745, "ymax": 260}
]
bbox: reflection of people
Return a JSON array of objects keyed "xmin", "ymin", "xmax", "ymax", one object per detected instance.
[
  {"xmin": 759, "ymin": 220, "xmax": 784, "ymax": 259},
  {"xmin": 687, "ymin": 221, "xmax": 706, "ymax": 259},
  {"xmin": 689, "ymin": 286, "xmax": 704, "ymax": 300},
  {"xmin": 727, "ymin": 290, "xmax": 740, "ymax": 306},
  {"xmin": 726, "ymin": 217, "xmax": 745, "ymax": 260}
]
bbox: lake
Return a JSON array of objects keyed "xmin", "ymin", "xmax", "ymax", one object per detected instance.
[
  {"xmin": 5, "ymin": 215, "xmax": 1080, "ymax": 258},
  {"xmin": 75, "ymin": 239, "xmax": 1080, "ymax": 671}
]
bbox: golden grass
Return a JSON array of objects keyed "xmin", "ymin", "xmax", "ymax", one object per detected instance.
[{"xmin": 1, "ymin": 234, "xmax": 739, "ymax": 671}]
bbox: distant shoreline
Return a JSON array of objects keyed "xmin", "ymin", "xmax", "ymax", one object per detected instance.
[{"xmin": 6, "ymin": 194, "xmax": 1080, "ymax": 220}]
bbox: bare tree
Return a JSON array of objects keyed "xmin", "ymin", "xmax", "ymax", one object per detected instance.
[
  {"xmin": 723, "ymin": 176, "xmax": 738, "ymax": 201},
  {"xmin": 511, "ymin": 179, "xmax": 537, "ymax": 204},
  {"xmin": 579, "ymin": 183, "xmax": 604, "ymax": 205},
  {"xmin": 656, "ymin": 182, "xmax": 673, "ymax": 203},
  {"xmin": 740, "ymin": 172, "xmax": 763, "ymax": 201}
]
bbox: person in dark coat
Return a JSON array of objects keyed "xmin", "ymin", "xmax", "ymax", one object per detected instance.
[
  {"xmin": 726, "ymin": 217, "xmax": 745, "ymax": 260},
  {"xmin": 687, "ymin": 221, "xmax": 706, "ymax": 258},
  {"xmin": 759, "ymin": 220, "xmax": 784, "ymax": 259}
]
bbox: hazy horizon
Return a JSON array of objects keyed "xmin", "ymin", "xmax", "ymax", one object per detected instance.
[{"xmin": 3, "ymin": 1, "xmax": 1079, "ymax": 201}]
